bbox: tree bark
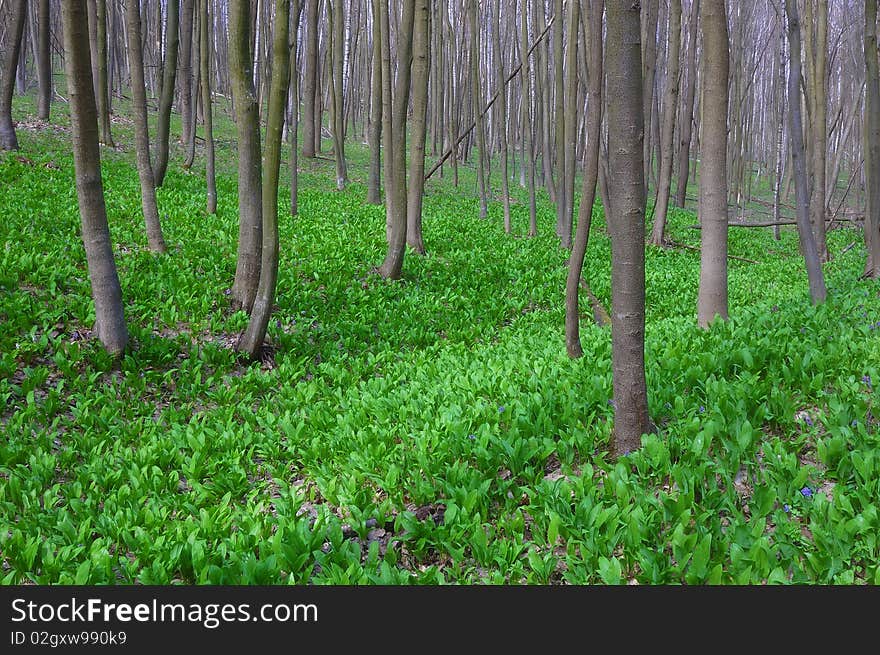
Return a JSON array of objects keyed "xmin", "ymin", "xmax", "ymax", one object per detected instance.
[
  {"xmin": 606, "ymin": 0, "xmax": 651, "ymax": 456},
  {"xmin": 63, "ymin": 0, "xmax": 128, "ymax": 356},
  {"xmin": 674, "ymin": 0, "xmax": 699, "ymax": 208},
  {"xmin": 154, "ymin": 0, "xmax": 180, "ymax": 187},
  {"xmin": 37, "ymin": 0, "xmax": 52, "ymax": 121},
  {"xmin": 864, "ymin": 0, "xmax": 880, "ymax": 277},
  {"xmin": 649, "ymin": 0, "xmax": 681, "ymax": 245},
  {"xmin": 290, "ymin": 0, "xmax": 304, "ymax": 215},
  {"xmin": 238, "ymin": 0, "xmax": 291, "ymax": 359},
  {"xmin": 180, "ymin": 0, "xmax": 195, "ymax": 148},
  {"xmin": 566, "ymin": 0, "xmax": 603, "ymax": 358},
  {"xmin": 558, "ymin": 0, "xmax": 579, "ymax": 248},
  {"xmin": 330, "ymin": 0, "xmax": 347, "ymax": 189},
  {"xmin": 469, "ymin": 0, "xmax": 488, "ymax": 220},
  {"xmin": 696, "ymin": 0, "xmax": 729, "ymax": 328},
  {"xmin": 230, "ymin": 0, "xmax": 264, "ymax": 312},
  {"xmin": 521, "ymin": 0, "xmax": 537, "ymax": 236},
  {"xmin": 0, "ymin": 0, "xmax": 26, "ymax": 150},
  {"xmin": 125, "ymin": 0, "xmax": 167, "ymax": 253},
  {"xmin": 492, "ymin": 0, "xmax": 511, "ymax": 234},
  {"xmin": 302, "ymin": 0, "xmax": 319, "ymax": 158},
  {"xmin": 367, "ymin": 0, "xmax": 383, "ymax": 204},
  {"xmin": 200, "ymin": 0, "xmax": 216, "ymax": 214},
  {"xmin": 406, "ymin": 0, "xmax": 429, "ymax": 254},
  {"xmin": 785, "ymin": 0, "xmax": 827, "ymax": 303}
]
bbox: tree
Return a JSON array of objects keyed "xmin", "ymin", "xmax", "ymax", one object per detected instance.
[
  {"xmin": 125, "ymin": 0, "xmax": 167, "ymax": 253},
  {"xmin": 785, "ymin": 0, "xmax": 827, "ymax": 303},
  {"xmin": 238, "ymin": 0, "xmax": 291, "ymax": 359},
  {"xmin": 62, "ymin": 0, "xmax": 128, "ymax": 356},
  {"xmin": 649, "ymin": 0, "xmax": 682, "ymax": 246},
  {"xmin": 606, "ymin": 0, "xmax": 651, "ymax": 455},
  {"xmin": 378, "ymin": 0, "xmax": 415, "ymax": 279},
  {"xmin": 558, "ymin": 0, "xmax": 579, "ymax": 248},
  {"xmin": 804, "ymin": 0, "xmax": 829, "ymax": 262},
  {"xmin": 492, "ymin": 0, "xmax": 511, "ymax": 234},
  {"xmin": 674, "ymin": 0, "xmax": 699, "ymax": 208},
  {"xmin": 290, "ymin": 0, "xmax": 304, "ymax": 215},
  {"xmin": 180, "ymin": 0, "xmax": 195, "ymax": 149},
  {"xmin": 864, "ymin": 0, "xmax": 880, "ymax": 278},
  {"xmin": 330, "ymin": 0, "xmax": 348, "ymax": 190},
  {"xmin": 302, "ymin": 0, "xmax": 319, "ymax": 158},
  {"xmin": 200, "ymin": 0, "xmax": 217, "ymax": 214},
  {"xmin": 565, "ymin": 0, "xmax": 604, "ymax": 358},
  {"xmin": 406, "ymin": 0, "xmax": 430, "ymax": 254},
  {"xmin": 0, "ymin": 0, "xmax": 26, "ymax": 150},
  {"xmin": 230, "ymin": 0, "xmax": 264, "ymax": 312},
  {"xmin": 37, "ymin": 0, "xmax": 52, "ymax": 121},
  {"xmin": 696, "ymin": 0, "xmax": 729, "ymax": 327},
  {"xmin": 520, "ymin": 0, "xmax": 537, "ymax": 237},
  {"xmin": 154, "ymin": 0, "xmax": 180, "ymax": 187},
  {"xmin": 469, "ymin": 0, "xmax": 488, "ymax": 220},
  {"xmin": 367, "ymin": 0, "xmax": 383, "ymax": 205}
]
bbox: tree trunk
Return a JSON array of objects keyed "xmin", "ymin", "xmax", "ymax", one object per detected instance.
[
  {"xmin": 696, "ymin": 0, "xmax": 729, "ymax": 327},
  {"xmin": 62, "ymin": 0, "xmax": 128, "ymax": 356},
  {"xmin": 785, "ymin": 0, "xmax": 827, "ymax": 303},
  {"xmin": 238, "ymin": 0, "xmax": 291, "ymax": 359},
  {"xmin": 493, "ymin": 0, "xmax": 511, "ymax": 234},
  {"xmin": 469, "ymin": 0, "xmax": 488, "ymax": 220},
  {"xmin": 378, "ymin": 0, "xmax": 415, "ymax": 279},
  {"xmin": 154, "ymin": 0, "xmax": 180, "ymax": 187},
  {"xmin": 521, "ymin": 0, "xmax": 537, "ymax": 236},
  {"xmin": 302, "ymin": 0, "xmax": 319, "ymax": 158},
  {"xmin": 809, "ymin": 0, "xmax": 829, "ymax": 262},
  {"xmin": 558, "ymin": 0, "xmax": 579, "ymax": 248},
  {"xmin": 367, "ymin": 0, "xmax": 383, "ymax": 205},
  {"xmin": 641, "ymin": 0, "xmax": 658, "ymax": 194},
  {"xmin": 0, "ymin": 0, "xmax": 26, "ymax": 150},
  {"xmin": 330, "ymin": 0, "xmax": 347, "ymax": 189},
  {"xmin": 200, "ymin": 0, "xmax": 216, "ymax": 214},
  {"xmin": 606, "ymin": 0, "xmax": 651, "ymax": 456},
  {"xmin": 37, "ymin": 0, "xmax": 51, "ymax": 121},
  {"xmin": 649, "ymin": 0, "xmax": 681, "ymax": 245},
  {"xmin": 674, "ymin": 0, "xmax": 699, "ymax": 208},
  {"xmin": 180, "ymin": 0, "xmax": 195, "ymax": 148},
  {"xmin": 406, "ymin": 0, "xmax": 429, "ymax": 254},
  {"xmin": 125, "ymin": 0, "xmax": 167, "ymax": 253},
  {"xmin": 230, "ymin": 0, "xmax": 264, "ymax": 312},
  {"xmin": 864, "ymin": 0, "xmax": 880, "ymax": 278},
  {"xmin": 566, "ymin": 0, "xmax": 603, "ymax": 358},
  {"xmin": 290, "ymin": 0, "xmax": 304, "ymax": 215}
]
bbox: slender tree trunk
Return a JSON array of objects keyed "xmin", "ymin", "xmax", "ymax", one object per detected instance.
[
  {"xmin": 125, "ymin": 0, "xmax": 167, "ymax": 253},
  {"xmin": 650, "ymin": 0, "xmax": 681, "ymax": 245},
  {"xmin": 406, "ymin": 0, "xmax": 429, "ymax": 254},
  {"xmin": 290, "ymin": 0, "xmax": 303, "ymax": 215},
  {"xmin": 606, "ymin": 0, "xmax": 651, "ymax": 456},
  {"xmin": 302, "ymin": 0, "xmax": 319, "ymax": 158},
  {"xmin": 154, "ymin": 0, "xmax": 180, "ymax": 187},
  {"xmin": 37, "ymin": 0, "xmax": 52, "ymax": 120},
  {"xmin": 330, "ymin": 0, "xmax": 347, "ymax": 189},
  {"xmin": 200, "ymin": 0, "xmax": 216, "ymax": 214},
  {"xmin": 785, "ymin": 0, "xmax": 826, "ymax": 303},
  {"xmin": 522, "ymin": 0, "xmax": 537, "ymax": 236},
  {"xmin": 696, "ymin": 0, "xmax": 729, "ymax": 327},
  {"xmin": 469, "ymin": 0, "xmax": 488, "ymax": 220},
  {"xmin": 0, "ymin": 0, "xmax": 26, "ymax": 150},
  {"xmin": 558, "ymin": 0, "xmax": 579, "ymax": 248},
  {"xmin": 553, "ymin": 0, "xmax": 564, "ymax": 209},
  {"xmin": 674, "ymin": 0, "xmax": 699, "ymax": 208},
  {"xmin": 493, "ymin": 0, "xmax": 511, "ymax": 234},
  {"xmin": 641, "ymin": 0, "xmax": 658, "ymax": 194},
  {"xmin": 63, "ymin": 0, "xmax": 128, "ymax": 356},
  {"xmin": 367, "ymin": 0, "xmax": 383, "ymax": 204},
  {"xmin": 378, "ymin": 0, "xmax": 415, "ymax": 279},
  {"xmin": 180, "ymin": 0, "xmax": 195, "ymax": 148},
  {"xmin": 864, "ymin": 0, "xmax": 880, "ymax": 278},
  {"xmin": 239, "ymin": 0, "xmax": 291, "ymax": 359},
  {"xmin": 566, "ymin": 0, "xmax": 603, "ymax": 358},
  {"xmin": 809, "ymin": 0, "xmax": 829, "ymax": 262},
  {"xmin": 230, "ymin": 0, "xmax": 263, "ymax": 312}
]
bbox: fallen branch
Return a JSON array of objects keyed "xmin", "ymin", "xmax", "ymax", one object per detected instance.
[
  {"xmin": 839, "ymin": 241, "xmax": 858, "ymax": 256},
  {"xmin": 688, "ymin": 220, "xmax": 796, "ymax": 228},
  {"xmin": 667, "ymin": 240, "xmax": 760, "ymax": 264}
]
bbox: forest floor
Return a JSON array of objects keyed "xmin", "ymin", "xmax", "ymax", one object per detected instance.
[{"xmin": 1, "ymin": 96, "xmax": 879, "ymax": 584}]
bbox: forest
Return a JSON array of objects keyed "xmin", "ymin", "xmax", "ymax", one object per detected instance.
[{"xmin": 0, "ymin": 0, "xmax": 878, "ymax": 586}]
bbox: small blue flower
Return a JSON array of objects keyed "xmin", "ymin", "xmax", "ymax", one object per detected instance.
[
  {"xmin": 783, "ymin": 504, "xmax": 791, "ymax": 513},
  {"xmin": 467, "ymin": 434, "xmax": 476, "ymax": 441},
  {"xmin": 498, "ymin": 406, "xmax": 505, "ymax": 413},
  {"xmin": 800, "ymin": 486, "xmax": 813, "ymax": 498},
  {"xmin": 803, "ymin": 415, "xmax": 813, "ymax": 427},
  {"xmin": 862, "ymin": 375, "xmax": 872, "ymax": 388},
  {"xmin": 852, "ymin": 420, "xmax": 859, "ymax": 427},
  {"xmin": 699, "ymin": 405, "xmax": 705, "ymax": 413}
]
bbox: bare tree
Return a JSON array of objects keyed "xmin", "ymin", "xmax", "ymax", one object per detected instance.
[
  {"xmin": 63, "ymin": 0, "xmax": 128, "ymax": 355},
  {"xmin": 0, "ymin": 0, "xmax": 26, "ymax": 150},
  {"xmin": 865, "ymin": 0, "xmax": 880, "ymax": 277},
  {"xmin": 606, "ymin": 0, "xmax": 651, "ymax": 456}
]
